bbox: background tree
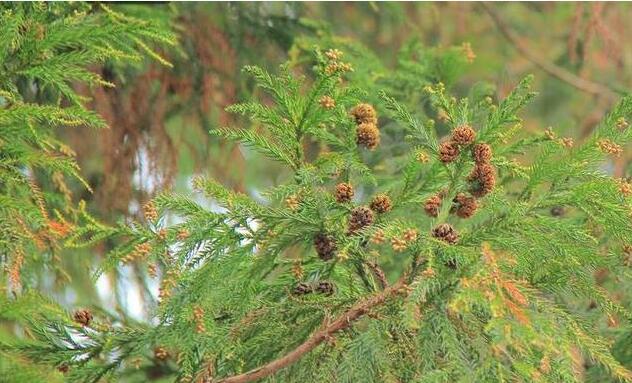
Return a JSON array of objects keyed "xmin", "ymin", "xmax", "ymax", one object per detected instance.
[{"xmin": 0, "ymin": 2, "xmax": 175, "ymax": 379}]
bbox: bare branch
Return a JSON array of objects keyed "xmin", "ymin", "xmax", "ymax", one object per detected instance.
[{"xmin": 481, "ymin": 2, "xmax": 619, "ymax": 101}]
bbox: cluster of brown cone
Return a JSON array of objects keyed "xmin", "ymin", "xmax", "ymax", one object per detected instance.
[
  {"xmin": 425, "ymin": 126, "xmax": 497, "ymax": 245},
  {"xmin": 468, "ymin": 143, "xmax": 495, "ymax": 197},
  {"xmin": 292, "ymin": 281, "xmax": 335, "ymax": 296},
  {"xmin": 314, "ymin": 186, "xmax": 394, "ymax": 261},
  {"xmin": 425, "ymin": 125, "xmax": 496, "ymax": 219},
  {"xmin": 424, "ymin": 191, "xmax": 478, "ymax": 220}
]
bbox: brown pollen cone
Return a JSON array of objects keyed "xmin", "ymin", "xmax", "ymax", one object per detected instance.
[
  {"xmin": 356, "ymin": 123, "xmax": 380, "ymax": 150},
  {"xmin": 452, "ymin": 125, "xmax": 476, "ymax": 146},
  {"xmin": 439, "ymin": 141, "xmax": 460, "ymax": 163},
  {"xmin": 154, "ymin": 346, "xmax": 169, "ymax": 361},
  {"xmin": 347, "ymin": 206, "xmax": 375, "ymax": 234},
  {"xmin": 370, "ymin": 194, "xmax": 392, "ymax": 213},
  {"xmin": 351, "ymin": 103, "xmax": 377, "ymax": 125},
  {"xmin": 472, "ymin": 143, "xmax": 492, "ymax": 164},
  {"xmin": 403, "ymin": 228, "xmax": 418, "ymax": 242},
  {"xmin": 432, "ymin": 223, "xmax": 459, "ymax": 244},
  {"xmin": 334, "ymin": 182, "xmax": 354, "ymax": 203},
  {"xmin": 319, "ymin": 95, "xmax": 335, "ymax": 109},
  {"xmin": 370, "ymin": 229, "xmax": 386, "ymax": 244}
]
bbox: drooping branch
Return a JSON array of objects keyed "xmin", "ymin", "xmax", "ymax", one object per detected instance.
[
  {"xmin": 213, "ymin": 277, "xmax": 408, "ymax": 383},
  {"xmin": 481, "ymin": 2, "xmax": 619, "ymax": 101}
]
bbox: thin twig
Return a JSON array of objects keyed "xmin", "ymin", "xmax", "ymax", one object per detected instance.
[
  {"xmin": 366, "ymin": 260, "xmax": 389, "ymax": 289},
  {"xmin": 481, "ymin": 2, "xmax": 619, "ymax": 101},
  {"xmin": 213, "ymin": 278, "xmax": 408, "ymax": 383}
]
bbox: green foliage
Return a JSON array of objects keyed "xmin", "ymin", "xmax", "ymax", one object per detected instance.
[
  {"xmin": 2, "ymin": 4, "xmax": 632, "ymax": 383},
  {"xmin": 0, "ymin": 3, "xmax": 176, "ymax": 379},
  {"xmin": 0, "ymin": 2, "xmax": 175, "ymax": 290},
  {"xmin": 5, "ymin": 40, "xmax": 631, "ymax": 382}
]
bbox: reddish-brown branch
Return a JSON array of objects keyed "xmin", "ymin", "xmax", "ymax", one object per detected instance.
[
  {"xmin": 213, "ymin": 278, "xmax": 407, "ymax": 383},
  {"xmin": 481, "ymin": 2, "xmax": 618, "ymax": 101}
]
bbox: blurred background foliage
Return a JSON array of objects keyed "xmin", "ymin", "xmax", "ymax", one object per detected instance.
[{"xmin": 1, "ymin": 2, "xmax": 631, "ymax": 380}]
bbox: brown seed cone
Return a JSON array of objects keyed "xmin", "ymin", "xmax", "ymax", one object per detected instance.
[
  {"xmin": 550, "ymin": 206, "xmax": 565, "ymax": 217},
  {"xmin": 73, "ymin": 309, "xmax": 93, "ymax": 326},
  {"xmin": 292, "ymin": 282, "xmax": 313, "ymax": 295},
  {"xmin": 58, "ymin": 364, "xmax": 69, "ymax": 374},
  {"xmin": 452, "ymin": 125, "xmax": 476, "ymax": 146},
  {"xmin": 452, "ymin": 193, "xmax": 478, "ymax": 219},
  {"xmin": 472, "ymin": 143, "xmax": 492, "ymax": 164},
  {"xmin": 335, "ymin": 182, "xmax": 354, "ymax": 203},
  {"xmin": 356, "ymin": 123, "xmax": 380, "ymax": 150},
  {"xmin": 347, "ymin": 206, "xmax": 375, "ymax": 234},
  {"xmin": 560, "ymin": 137, "xmax": 574, "ymax": 148},
  {"xmin": 439, "ymin": 141, "xmax": 460, "ymax": 163},
  {"xmin": 617, "ymin": 178, "xmax": 632, "ymax": 196},
  {"xmin": 351, "ymin": 103, "xmax": 377, "ymax": 125},
  {"xmin": 370, "ymin": 194, "xmax": 392, "ymax": 213},
  {"xmin": 314, "ymin": 233, "xmax": 337, "ymax": 261},
  {"xmin": 424, "ymin": 194, "xmax": 442, "ymax": 217},
  {"xmin": 315, "ymin": 281, "xmax": 335, "ymax": 296},
  {"xmin": 445, "ymin": 259, "xmax": 458, "ymax": 269},
  {"xmin": 431, "ymin": 223, "xmax": 459, "ymax": 244},
  {"xmin": 468, "ymin": 162, "xmax": 496, "ymax": 197},
  {"xmin": 154, "ymin": 346, "xmax": 169, "ymax": 361}
]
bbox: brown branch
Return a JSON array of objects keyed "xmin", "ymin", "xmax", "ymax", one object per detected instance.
[
  {"xmin": 213, "ymin": 278, "xmax": 408, "ymax": 383},
  {"xmin": 481, "ymin": 2, "xmax": 618, "ymax": 102}
]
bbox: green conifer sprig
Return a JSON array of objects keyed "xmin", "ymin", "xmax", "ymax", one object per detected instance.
[
  {"xmin": 3, "ymin": 39, "xmax": 632, "ymax": 383},
  {"xmin": 6, "ymin": 48, "xmax": 632, "ymax": 382}
]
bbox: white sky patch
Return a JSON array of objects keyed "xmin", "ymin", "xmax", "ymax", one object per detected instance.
[
  {"xmin": 147, "ymin": 271, "xmax": 160, "ymax": 301},
  {"xmin": 95, "ymin": 272, "xmax": 115, "ymax": 311},
  {"xmin": 249, "ymin": 186, "xmax": 268, "ymax": 205},
  {"xmin": 117, "ymin": 265, "xmax": 145, "ymax": 321},
  {"xmin": 64, "ymin": 286, "xmax": 77, "ymax": 306},
  {"xmin": 133, "ymin": 144, "xmax": 161, "ymax": 194}
]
